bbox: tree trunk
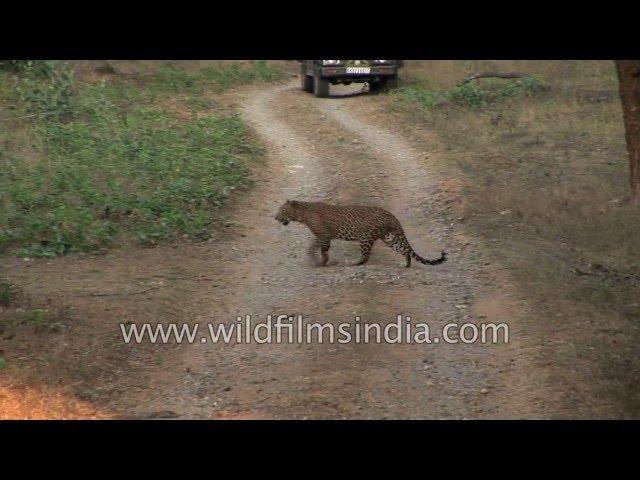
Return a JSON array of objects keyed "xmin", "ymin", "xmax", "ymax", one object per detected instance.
[{"xmin": 615, "ymin": 60, "xmax": 640, "ymax": 205}]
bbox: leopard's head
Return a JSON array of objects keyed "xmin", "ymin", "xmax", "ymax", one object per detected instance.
[{"xmin": 275, "ymin": 200, "xmax": 299, "ymax": 226}]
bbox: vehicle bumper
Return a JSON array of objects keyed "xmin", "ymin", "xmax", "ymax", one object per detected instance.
[{"xmin": 319, "ymin": 65, "xmax": 398, "ymax": 79}]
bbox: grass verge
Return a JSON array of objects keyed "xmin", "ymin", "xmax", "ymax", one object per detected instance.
[
  {"xmin": 0, "ymin": 60, "xmax": 284, "ymax": 257},
  {"xmin": 389, "ymin": 60, "xmax": 640, "ymax": 415},
  {"xmin": 391, "ymin": 60, "xmax": 636, "ymax": 317}
]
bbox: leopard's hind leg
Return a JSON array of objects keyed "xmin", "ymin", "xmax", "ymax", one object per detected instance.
[
  {"xmin": 383, "ymin": 231, "xmax": 412, "ymax": 268},
  {"xmin": 354, "ymin": 237, "xmax": 375, "ymax": 266}
]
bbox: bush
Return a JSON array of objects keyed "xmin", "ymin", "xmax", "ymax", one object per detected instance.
[
  {"xmin": 394, "ymin": 75, "xmax": 549, "ymax": 110},
  {"xmin": 11, "ymin": 60, "xmax": 75, "ymax": 119}
]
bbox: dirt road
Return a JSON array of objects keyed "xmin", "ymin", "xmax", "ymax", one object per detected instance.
[
  {"xmin": 131, "ymin": 81, "xmax": 552, "ymax": 419},
  {"xmin": 3, "ymin": 81, "xmax": 565, "ymax": 419}
]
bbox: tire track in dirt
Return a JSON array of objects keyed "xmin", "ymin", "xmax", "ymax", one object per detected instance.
[
  {"xmin": 314, "ymin": 86, "xmax": 564, "ymax": 418},
  {"xmin": 2, "ymin": 81, "xmax": 547, "ymax": 419},
  {"xmin": 3, "ymin": 78, "xmax": 565, "ymax": 418},
  {"xmin": 152, "ymin": 85, "xmax": 400, "ymax": 418},
  {"xmin": 273, "ymin": 84, "xmax": 519, "ymax": 417},
  {"xmin": 154, "ymin": 82, "xmax": 527, "ymax": 419},
  {"xmin": 161, "ymin": 84, "xmax": 445, "ymax": 418}
]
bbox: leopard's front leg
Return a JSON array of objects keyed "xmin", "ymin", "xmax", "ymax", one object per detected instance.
[{"xmin": 309, "ymin": 235, "xmax": 331, "ymax": 267}]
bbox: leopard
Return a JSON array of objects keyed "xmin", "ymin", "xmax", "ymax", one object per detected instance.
[{"xmin": 275, "ymin": 200, "xmax": 447, "ymax": 268}]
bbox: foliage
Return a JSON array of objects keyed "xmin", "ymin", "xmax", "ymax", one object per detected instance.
[
  {"xmin": 0, "ymin": 61, "xmax": 281, "ymax": 257},
  {"xmin": 393, "ymin": 75, "xmax": 549, "ymax": 109}
]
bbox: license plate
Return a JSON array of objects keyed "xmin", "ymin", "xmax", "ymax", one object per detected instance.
[{"xmin": 346, "ymin": 67, "xmax": 370, "ymax": 74}]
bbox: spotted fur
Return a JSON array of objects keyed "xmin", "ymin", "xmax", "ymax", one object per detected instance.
[{"xmin": 275, "ymin": 200, "xmax": 447, "ymax": 267}]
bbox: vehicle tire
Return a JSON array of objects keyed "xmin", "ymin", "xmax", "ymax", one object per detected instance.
[
  {"xmin": 313, "ymin": 74, "xmax": 330, "ymax": 98},
  {"xmin": 385, "ymin": 75, "xmax": 399, "ymax": 90},
  {"xmin": 369, "ymin": 80, "xmax": 385, "ymax": 93},
  {"xmin": 300, "ymin": 64, "xmax": 313, "ymax": 92}
]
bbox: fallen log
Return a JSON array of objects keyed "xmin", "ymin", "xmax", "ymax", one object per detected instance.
[{"xmin": 457, "ymin": 72, "xmax": 532, "ymax": 86}]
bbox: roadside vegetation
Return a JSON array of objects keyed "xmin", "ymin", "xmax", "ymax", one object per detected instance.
[
  {"xmin": 0, "ymin": 60, "xmax": 284, "ymax": 258},
  {"xmin": 0, "ymin": 281, "xmax": 66, "ymax": 338},
  {"xmin": 396, "ymin": 74, "xmax": 549, "ymax": 109},
  {"xmin": 0, "ymin": 61, "xmax": 286, "ymax": 418},
  {"xmin": 389, "ymin": 61, "xmax": 640, "ymax": 411},
  {"xmin": 392, "ymin": 60, "xmax": 636, "ymax": 313}
]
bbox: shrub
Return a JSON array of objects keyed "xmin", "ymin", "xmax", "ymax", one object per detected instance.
[{"xmin": 394, "ymin": 75, "xmax": 549, "ymax": 110}]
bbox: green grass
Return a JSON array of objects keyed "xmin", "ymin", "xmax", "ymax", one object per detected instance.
[
  {"xmin": 393, "ymin": 75, "xmax": 549, "ymax": 110},
  {"xmin": 152, "ymin": 60, "xmax": 283, "ymax": 94},
  {"xmin": 0, "ymin": 281, "xmax": 18, "ymax": 306},
  {"xmin": 0, "ymin": 281, "xmax": 65, "ymax": 335},
  {"xmin": 0, "ymin": 61, "xmax": 283, "ymax": 257}
]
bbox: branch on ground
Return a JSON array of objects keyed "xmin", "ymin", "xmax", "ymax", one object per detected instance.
[
  {"xmin": 74, "ymin": 286, "xmax": 163, "ymax": 297},
  {"xmin": 457, "ymin": 72, "xmax": 532, "ymax": 86}
]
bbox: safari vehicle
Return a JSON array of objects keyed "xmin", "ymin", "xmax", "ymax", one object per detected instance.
[{"xmin": 299, "ymin": 60, "xmax": 402, "ymax": 97}]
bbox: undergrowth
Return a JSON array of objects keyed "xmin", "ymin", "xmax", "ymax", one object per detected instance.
[{"xmin": 0, "ymin": 60, "xmax": 283, "ymax": 257}]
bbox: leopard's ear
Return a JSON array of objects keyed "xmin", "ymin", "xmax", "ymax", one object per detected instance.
[{"xmin": 288, "ymin": 200, "xmax": 299, "ymax": 206}]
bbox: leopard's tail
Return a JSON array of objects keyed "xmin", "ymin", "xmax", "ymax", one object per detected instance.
[
  {"xmin": 384, "ymin": 231, "xmax": 447, "ymax": 265},
  {"xmin": 412, "ymin": 248, "xmax": 447, "ymax": 265}
]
